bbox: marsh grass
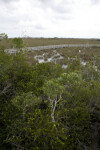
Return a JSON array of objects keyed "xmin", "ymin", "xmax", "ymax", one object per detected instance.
[
  {"xmin": 1, "ymin": 38, "xmax": 100, "ymax": 49},
  {"xmin": 24, "ymin": 46, "xmax": 100, "ymax": 74},
  {"xmin": 23, "ymin": 38, "xmax": 100, "ymax": 47},
  {"xmin": 1, "ymin": 38, "xmax": 100, "ymax": 73}
]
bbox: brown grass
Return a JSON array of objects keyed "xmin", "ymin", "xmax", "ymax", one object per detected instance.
[{"xmin": 1, "ymin": 38, "xmax": 100, "ymax": 49}]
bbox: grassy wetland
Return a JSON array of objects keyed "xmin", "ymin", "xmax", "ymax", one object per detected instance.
[
  {"xmin": 0, "ymin": 38, "xmax": 100, "ymax": 150},
  {"xmin": 1, "ymin": 37, "xmax": 100, "ymax": 49}
]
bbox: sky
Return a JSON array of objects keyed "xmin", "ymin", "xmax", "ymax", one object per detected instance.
[{"xmin": 0, "ymin": 0, "xmax": 100, "ymax": 38}]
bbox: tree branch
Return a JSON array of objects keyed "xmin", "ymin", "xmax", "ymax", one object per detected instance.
[{"xmin": 1, "ymin": 83, "xmax": 12, "ymax": 94}]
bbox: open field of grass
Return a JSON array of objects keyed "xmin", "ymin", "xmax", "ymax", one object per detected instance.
[
  {"xmin": 0, "ymin": 38, "xmax": 100, "ymax": 49},
  {"xmin": 23, "ymin": 38, "xmax": 100, "ymax": 47}
]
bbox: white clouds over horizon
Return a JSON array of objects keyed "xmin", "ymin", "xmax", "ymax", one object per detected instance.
[{"xmin": 0, "ymin": 0, "xmax": 100, "ymax": 38}]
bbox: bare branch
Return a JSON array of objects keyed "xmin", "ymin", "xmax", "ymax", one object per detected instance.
[{"xmin": 1, "ymin": 83, "xmax": 12, "ymax": 94}]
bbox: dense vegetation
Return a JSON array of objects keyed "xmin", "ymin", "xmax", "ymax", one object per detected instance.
[{"xmin": 0, "ymin": 44, "xmax": 100, "ymax": 149}]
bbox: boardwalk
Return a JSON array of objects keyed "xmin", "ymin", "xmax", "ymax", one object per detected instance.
[{"xmin": 5, "ymin": 44, "xmax": 100, "ymax": 54}]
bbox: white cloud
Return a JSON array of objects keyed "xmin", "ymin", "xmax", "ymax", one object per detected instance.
[
  {"xmin": 0, "ymin": 0, "xmax": 100, "ymax": 38},
  {"xmin": 91, "ymin": 0, "xmax": 100, "ymax": 4}
]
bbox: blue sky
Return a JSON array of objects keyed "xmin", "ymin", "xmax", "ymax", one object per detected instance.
[{"xmin": 0, "ymin": 0, "xmax": 100, "ymax": 38}]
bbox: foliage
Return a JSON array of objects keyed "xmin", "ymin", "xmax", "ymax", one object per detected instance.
[
  {"xmin": 13, "ymin": 38, "xmax": 24, "ymax": 48},
  {"xmin": 0, "ymin": 48, "xmax": 100, "ymax": 150},
  {"xmin": 0, "ymin": 33, "xmax": 8, "ymax": 40}
]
